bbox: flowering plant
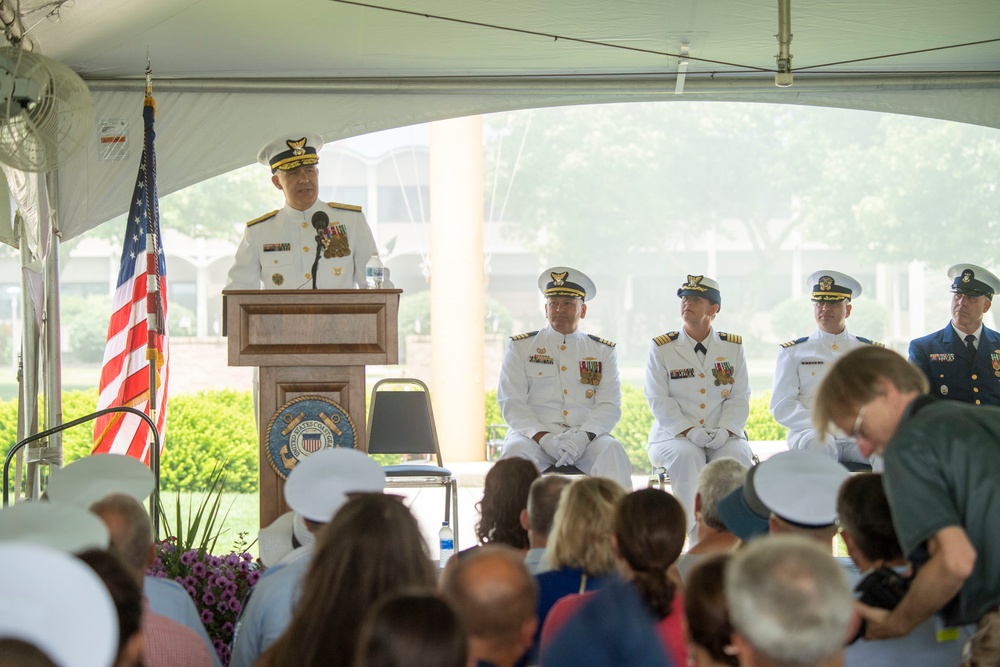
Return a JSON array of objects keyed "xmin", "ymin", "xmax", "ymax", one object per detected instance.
[
  {"xmin": 149, "ymin": 533, "xmax": 262, "ymax": 664},
  {"xmin": 148, "ymin": 463, "xmax": 264, "ymax": 665}
]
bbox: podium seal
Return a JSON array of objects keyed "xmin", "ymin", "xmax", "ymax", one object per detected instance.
[{"xmin": 265, "ymin": 395, "xmax": 359, "ymax": 479}]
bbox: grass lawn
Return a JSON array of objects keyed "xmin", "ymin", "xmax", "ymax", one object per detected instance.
[{"xmin": 156, "ymin": 491, "xmax": 261, "ymax": 559}]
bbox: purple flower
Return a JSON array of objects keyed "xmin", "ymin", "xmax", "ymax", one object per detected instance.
[
  {"xmin": 180, "ymin": 550, "xmax": 198, "ymax": 566},
  {"xmin": 238, "ymin": 561, "xmax": 249, "ymax": 573},
  {"xmin": 229, "ymin": 598, "xmax": 241, "ymax": 613},
  {"xmin": 221, "ymin": 622, "xmax": 234, "ymax": 638},
  {"xmin": 242, "ymin": 552, "xmax": 253, "ymax": 562},
  {"xmin": 184, "ymin": 576, "xmax": 198, "ymax": 588},
  {"xmin": 201, "ymin": 609, "xmax": 214, "ymax": 625},
  {"xmin": 202, "ymin": 591, "xmax": 216, "ymax": 606},
  {"xmin": 186, "ymin": 586, "xmax": 197, "ymax": 598},
  {"xmin": 247, "ymin": 570, "xmax": 260, "ymax": 586},
  {"xmin": 225, "ymin": 554, "xmax": 239, "ymax": 567},
  {"xmin": 192, "ymin": 562, "xmax": 207, "ymax": 578},
  {"xmin": 225, "ymin": 582, "xmax": 238, "ymax": 595}
]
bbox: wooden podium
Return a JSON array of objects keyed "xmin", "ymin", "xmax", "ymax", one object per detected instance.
[{"xmin": 222, "ymin": 289, "xmax": 401, "ymax": 527}]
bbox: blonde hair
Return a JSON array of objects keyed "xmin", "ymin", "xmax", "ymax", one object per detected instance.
[
  {"xmin": 813, "ymin": 346, "xmax": 928, "ymax": 438},
  {"xmin": 544, "ymin": 477, "xmax": 626, "ymax": 576}
]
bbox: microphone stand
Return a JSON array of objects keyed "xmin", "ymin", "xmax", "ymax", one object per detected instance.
[{"xmin": 311, "ymin": 232, "xmax": 323, "ymax": 289}]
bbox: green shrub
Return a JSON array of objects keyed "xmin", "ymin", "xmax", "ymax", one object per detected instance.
[
  {"xmin": 745, "ymin": 391, "xmax": 788, "ymax": 441},
  {"xmin": 613, "ymin": 383, "xmax": 654, "ymax": 471}
]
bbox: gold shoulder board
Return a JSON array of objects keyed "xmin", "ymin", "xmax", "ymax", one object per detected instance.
[
  {"xmin": 511, "ymin": 331, "xmax": 538, "ymax": 341},
  {"xmin": 720, "ymin": 332, "xmax": 743, "ymax": 344},
  {"xmin": 246, "ymin": 210, "xmax": 278, "ymax": 227},
  {"xmin": 328, "ymin": 202, "xmax": 363, "ymax": 212},
  {"xmin": 653, "ymin": 332, "xmax": 680, "ymax": 347},
  {"xmin": 588, "ymin": 334, "xmax": 616, "ymax": 348}
]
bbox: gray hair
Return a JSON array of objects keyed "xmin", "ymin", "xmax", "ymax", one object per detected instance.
[
  {"xmin": 726, "ymin": 535, "xmax": 853, "ymax": 667},
  {"xmin": 696, "ymin": 458, "xmax": 748, "ymax": 531}
]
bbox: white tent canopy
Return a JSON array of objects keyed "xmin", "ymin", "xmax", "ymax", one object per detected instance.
[{"xmin": 5, "ymin": 0, "xmax": 996, "ymax": 239}]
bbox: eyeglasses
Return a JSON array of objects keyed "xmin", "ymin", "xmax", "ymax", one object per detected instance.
[
  {"xmin": 546, "ymin": 299, "xmax": 580, "ymax": 311},
  {"xmin": 850, "ymin": 403, "xmax": 868, "ymax": 439}
]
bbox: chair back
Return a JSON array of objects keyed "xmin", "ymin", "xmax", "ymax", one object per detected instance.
[{"xmin": 366, "ymin": 378, "xmax": 443, "ymax": 466}]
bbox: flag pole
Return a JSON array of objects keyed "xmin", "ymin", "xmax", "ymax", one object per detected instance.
[{"xmin": 144, "ymin": 51, "xmax": 161, "ymax": 535}]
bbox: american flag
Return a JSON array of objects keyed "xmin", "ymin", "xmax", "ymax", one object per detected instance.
[{"xmin": 92, "ymin": 92, "xmax": 168, "ymax": 462}]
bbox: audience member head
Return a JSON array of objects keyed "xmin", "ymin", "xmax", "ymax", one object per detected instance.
[
  {"xmin": 835, "ymin": 473, "xmax": 903, "ymax": 568},
  {"xmin": 89, "ymin": 493, "xmax": 155, "ymax": 585},
  {"xmin": 44, "ymin": 453, "xmax": 153, "ymax": 507},
  {"xmin": 612, "ymin": 488, "xmax": 686, "ymax": 618},
  {"xmin": 813, "ymin": 346, "xmax": 928, "ymax": 456},
  {"xmin": 77, "ymin": 549, "xmax": 144, "ymax": 667},
  {"xmin": 522, "ymin": 475, "xmax": 572, "ymax": 547},
  {"xmin": 0, "ymin": 639, "xmax": 57, "ymax": 667},
  {"xmin": 354, "ymin": 591, "xmax": 467, "ymax": 667},
  {"xmin": 754, "ymin": 450, "xmax": 850, "ymax": 546},
  {"xmin": 726, "ymin": 535, "xmax": 853, "ymax": 667},
  {"xmin": 442, "ymin": 545, "xmax": 538, "ymax": 667},
  {"xmin": 0, "ymin": 501, "xmax": 109, "ymax": 553},
  {"xmin": 476, "ymin": 458, "xmax": 540, "ymax": 549},
  {"xmin": 262, "ymin": 494, "xmax": 435, "ymax": 667},
  {"xmin": 0, "ymin": 542, "xmax": 118, "ymax": 667},
  {"xmin": 684, "ymin": 554, "xmax": 738, "ymax": 667},
  {"xmin": 546, "ymin": 477, "xmax": 627, "ymax": 576},
  {"xmin": 696, "ymin": 458, "xmax": 748, "ymax": 532}
]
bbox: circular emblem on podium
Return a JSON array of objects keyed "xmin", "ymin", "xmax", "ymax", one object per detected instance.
[{"xmin": 265, "ymin": 395, "xmax": 359, "ymax": 480}]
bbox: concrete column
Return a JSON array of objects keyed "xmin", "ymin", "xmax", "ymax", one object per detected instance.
[{"xmin": 430, "ymin": 116, "xmax": 484, "ymax": 463}]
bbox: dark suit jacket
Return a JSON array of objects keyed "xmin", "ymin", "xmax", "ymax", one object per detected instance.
[{"xmin": 908, "ymin": 322, "xmax": 1000, "ymax": 406}]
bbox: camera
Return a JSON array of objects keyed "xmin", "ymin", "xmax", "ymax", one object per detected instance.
[{"xmin": 849, "ymin": 566, "xmax": 911, "ymax": 644}]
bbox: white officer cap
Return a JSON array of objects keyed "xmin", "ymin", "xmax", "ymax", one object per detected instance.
[
  {"xmin": 754, "ymin": 450, "xmax": 851, "ymax": 528},
  {"xmin": 0, "ymin": 502, "xmax": 110, "ymax": 553},
  {"xmin": 677, "ymin": 274, "xmax": 722, "ymax": 308},
  {"xmin": 807, "ymin": 270, "xmax": 862, "ymax": 302},
  {"xmin": 538, "ymin": 266, "xmax": 597, "ymax": 302},
  {"xmin": 284, "ymin": 447, "xmax": 386, "ymax": 523},
  {"xmin": 45, "ymin": 453, "xmax": 154, "ymax": 507},
  {"xmin": 948, "ymin": 263, "xmax": 999, "ymax": 301},
  {"xmin": 257, "ymin": 132, "xmax": 324, "ymax": 173},
  {"xmin": 0, "ymin": 542, "xmax": 118, "ymax": 667}
]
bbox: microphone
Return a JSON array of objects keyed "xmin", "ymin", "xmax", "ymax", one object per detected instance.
[{"xmin": 310, "ymin": 211, "xmax": 329, "ymax": 289}]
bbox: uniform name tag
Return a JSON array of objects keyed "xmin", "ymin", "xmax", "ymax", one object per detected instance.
[
  {"xmin": 528, "ymin": 355, "xmax": 553, "ymax": 365},
  {"xmin": 263, "ymin": 243, "xmax": 291, "ymax": 252},
  {"xmin": 670, "ymin": 368, "xmax": 695, "ymax": 379},
  {"xmin": 801, "ymin": 360, "xmax": 824, "ymax": 365},
  {"xmin": 929, "ymin": 354, "xmax": 955, "ymax": 362}
]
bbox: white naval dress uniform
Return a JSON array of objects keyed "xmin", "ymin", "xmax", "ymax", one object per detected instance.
[
  {"xmin": 770, "ymin": 328, "xmax": 878, "ymax": 465},
  {"xmin": 225, "ymin": 200, "xmax": 380, "ymax": 290},
  {"xmin": 645, "ymin": 328, "xmax": 753, "ymax": 529},
  {"xmin": 497, "ymin": 326, "xmax": 633, "ymax": 490}
]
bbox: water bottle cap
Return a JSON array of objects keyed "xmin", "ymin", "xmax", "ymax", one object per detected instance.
[{"xmin": 441, "ymin": 521, "xmax": 449, "ymax": 527}]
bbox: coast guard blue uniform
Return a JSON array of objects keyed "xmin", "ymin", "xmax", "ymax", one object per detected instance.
[{"xmin": 908, "ymin": 324, "xmax": 1000, "ymax": 406}]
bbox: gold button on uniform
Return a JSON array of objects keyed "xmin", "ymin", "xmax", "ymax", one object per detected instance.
[
  {"xmin": 699, "ymin": 419, "xmax": 705, "ymax": 424},
  {"xmin": 700, "ymin": 388, "xmax": 706, "ymax": 394},
  {"xmin": 563, "ymin": 410, "xmax": 568, "ymax": 416},
  {"xmin": 538, "ymin": 372, "xmax": 543, "ymax": 376},
  {"xmin": 976, "ymin": 400, "xmax": 981, "ymax": 405},
  {"xmin": 561, "ymin": 366, "xmax": 567, "ymax": 371},
  {"xmin": 700, "ymin": 403, "xmax": 706, "ymax": 409},
  {"xmin": 305, "ymin": 273, "xmax": 311, "ymax": 280},
  {"xmin": 301, "ymin": 222, "xmax": 308, "ymax": 228},
  {"xmin": 560, "ymin": 345, "xmax": 566, "ymax": 350},
  {"xmin": 972, "ymin": 374, "xmax": 978, "ymax": 380},
  {"xmin": 563, "ymin": 389, "xmax": 568, "ymax": 395},
  {"xmin": 973, "ymin": 388, "xmax": 979, "ymax": 393},
  {"xmin": 700, "ymin": 373, "xmax": 705, "ymax": 378},
  {"xmin": 303, "ymin": 246, "xmax": 309, "ymax": 252}
]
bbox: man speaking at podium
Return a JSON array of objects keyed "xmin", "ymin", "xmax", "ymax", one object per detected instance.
[{"xmin": 226, "ymin": 132, "xmax": 388, "ymax": 290}]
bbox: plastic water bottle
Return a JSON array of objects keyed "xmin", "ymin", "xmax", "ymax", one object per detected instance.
[
  {"xmin": 365, "ymin": 253, "xmax": 384, "ymax": 289},
  {"xmin": 438, "ymin": 521, "xmax": 454, "ymax": 568}
]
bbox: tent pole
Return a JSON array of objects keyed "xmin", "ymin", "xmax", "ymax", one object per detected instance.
[{"xmin": 42, "ymin": 173, "xmax": 63, "ymax": 481}]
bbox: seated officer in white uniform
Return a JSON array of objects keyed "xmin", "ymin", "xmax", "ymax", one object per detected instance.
[
  {"xmin": 770, "ymin": 270, "xmax": 881, "ymax": 466},
  {"xmin": 225, "ymin": 132, "xmax": 389, "ymax": 290},
  {"xmin": 645, "ymin": 275, "xmax": 752, "ymax": 535},
  {"xmin": 497, "ymin": 267, "xmax": 633, "ymax": 491}
]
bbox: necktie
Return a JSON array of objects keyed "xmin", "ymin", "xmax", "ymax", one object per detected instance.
[
  {"xmin": 965, "ymin": 334, "xmax": 977, "ymax": 355},
  {"xmin": 694, "ymin": 342, "xmax": 708, "ymax": 356}
]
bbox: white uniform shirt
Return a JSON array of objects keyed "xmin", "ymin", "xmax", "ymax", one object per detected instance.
[
  {"xmin": 770, "ymin": 328, "xmax": 872, "ymax": 434},
  {"xmin": 225, "ymin": 200, "xmax": 379, "ymax": 290},
  {"xmin": 498, "ymin": 326, "xmax": 621, "ymax": 438},
  {"xmin": 644, "ymin": 327, "xmax": 750, "ymax": 442}
]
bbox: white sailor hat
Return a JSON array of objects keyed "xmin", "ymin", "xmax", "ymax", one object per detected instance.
[
  {"xmin": 257, "ymin": 132, "xmax": 323, "ymax": 173},
  {"xmin": 948, "ymin": 263, "xmax": 999, "ymax": 301},
  {"xmin": 677, "ymin": 274, "xmax": 722, "ymax": 308},
  {"xmin": 45, "ymin": 453, "xmax": 154, "ymax": 507},
  {"xmin": 284, "ymin": 447, "xmax": 386, "ymax": 523},
  {"xmin": 538, "ymin": 266, "xmax": 597, "ymax": 302},
  {"xmin": 0, "ymin": 542, "xmax": 118, "ymax": 667},
  {"xmin": 0, "ymin": 502, "xmax": 110, "ymax": 553},
  {"xmin": 807, "ymin": 270, "xmax": 861, "ymax": 302},
  {"xmin": 754, "ymin": 450, "xmax": 851, "ymax": 529}
]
